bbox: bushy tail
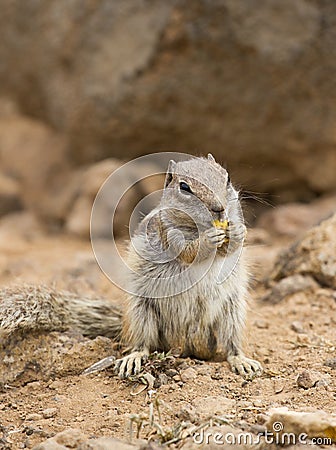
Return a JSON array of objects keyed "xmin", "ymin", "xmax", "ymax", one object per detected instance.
[{"xmin": 0, "ymin": 285, "xmax": 123, "ymax": 339}]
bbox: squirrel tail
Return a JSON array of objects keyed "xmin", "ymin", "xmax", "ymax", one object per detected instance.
[{"xmin": 0, "ymin": 284, "xmax": 123, "ymax": 340}]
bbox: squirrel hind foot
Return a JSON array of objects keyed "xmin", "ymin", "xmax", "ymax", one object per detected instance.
[
  {"xmin": 115, "ymin": 350, "xmax": 149, "ymax": 379},
  {"xmin": 227, "ymin": 354, "xmax": 263, "ymax": 380}
]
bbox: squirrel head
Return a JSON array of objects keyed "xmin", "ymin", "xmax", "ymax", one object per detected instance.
[{"xmin": 161, "ymin": 154, "xmax": 241, "ymax": 229}]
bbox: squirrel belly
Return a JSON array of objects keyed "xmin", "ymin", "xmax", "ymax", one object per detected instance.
[{"xmin": 124, "ymin": 241, "xmax": 248, "ymax": 362}]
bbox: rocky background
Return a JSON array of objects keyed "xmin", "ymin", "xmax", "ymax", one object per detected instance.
[
  {"xmin": 0, "ymin": 0, "xmax": 335, "ymax": 234},
  {"xmin": 0, "ymin": 1, "xmax": 336, "ymax": 449}
]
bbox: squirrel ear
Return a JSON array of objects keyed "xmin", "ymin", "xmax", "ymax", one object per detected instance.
[
  {"xmin": 207, "ymin": 153, "xmax": 216, "ymax": 163},
  {"xmin": 164, "ymin": 159, "xmax": 176, "ymax": 188}
]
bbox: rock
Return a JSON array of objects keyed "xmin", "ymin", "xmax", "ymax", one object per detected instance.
[
  {"xmin": 34, "ymin": 429, "xmax": 87, "ymax": 449},
  {"xmin": 34, "ymin": 442, "xmax": 67, "ymax": 450},
  {"xmin": 297, "ymin": 370, "xmax": 330, "ymax": 389},
  {"xmin": 180, "ymin": 367, "xmax": 197, "ymax": 383},
  {"xmin": 192, "ymin": 396, "xmax": 235, "ymax": 420},
  {"xmin": 26, "ymin": 413, "xmax": 43, "ymax": 421},
  {"xmin": 196, "ymin": 365, "xmax": 213, "ymax": 376},
  {"xmin": 0, "ymin": 172, "xmax": 22, "ymax": 216},
  {"xmin": 1, "ymin": 3, "xmax": 336, "ymax": 202},
  {"xmin": 53, "ymin": 429, "xmax": 87, "ymax": 448},
  {"xmin": 256, "ymin": 195, "xmax": 336, "ymax": 238},
  {"xmin": 34, "ymin": 432, "xmax": 141, "ymax": 450},
  {"xmin": 48, "ymin": 380, "xmax": 63, "ymax": 390},
  {"xmin": 79, "ymin": 437, "xmax": 141, "ymax": 450},
  {"xmin": 42, "ymin": 408, "xmax": 57, "ymax": 419},
  {"xmin": 262, "ymin": 275, "xmax": 318, "ymax": 303},
  {"xmin": 65, "ymin": 158, "xmax": 163, "ymax": 238},
  {"xmin": 0, "ymin": 211, "xmax": 45, "ymax": 242},
  {"xmin": 0, "ymin": 96, "xmax": 19, "ymax": 117},
  {"xmin": 0, "ymin": 115, "xmax": 73, "ymax": 225},
  {"xmin": 290, "ymin": 321, "xmax": 305, "ymax": 334},
  {"xmin": 254, "ymin": 319, "xmax": 269, "ymax": 329},
  {"xmin": 65, "ymin": 159, "xmax": 121, "ymax": 238},
  {"xmin": 158, "ymin": 373, "xmax": 169, "ymax": 386},
  {"xmin": 270, "ymin": 214, "xmax": 336, "ymax": 290},
  {"xmin": 252, "ymin": 399, "xmax": 264, "ymax": 408},
  {"xmin": 324, "ymin": 358, "xmax": 336, "ymax": 369},
  {"xmin": 265, "ymin": 407, "xmax": 336, "ymax": 443},
  {"xmin": 177, "ymin": 402, "xmax": 197, "ymax": 422}
]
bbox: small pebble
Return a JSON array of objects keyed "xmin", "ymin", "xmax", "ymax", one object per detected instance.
[
  {"xmin": 253, "ymin": 399, "xmax": 264, "ymax": 408},
  {"xmin": 254, "ymin": 320, "xmax": 269, "ymax": 329},
  {"xmin": 177, "ymin": 404, "xmax": 197, "ymax": 422},
  {"xmin": 180, "ymin": 367, "xmax": 197, "ymax": 382},
  {"xmin": 26, "ymin": 381, "xmax": 41, "ymax": 390},
  {"xmin": 197, "ymin": 366, "xmax": 212, "ymax": 376},
  {"xmin": 324, "ymin": 358, "xmax": 336, "ymax": 369},
  {"xmin": 53, "ymin": 395, "xmax": 67, "ymax": 403},
  {"xmin": 158, "ymin": 373, "xmax": 169, "ymax": 385},
  {"xmin": 290, "ymin": 321, "xmax": 305, "ymax": 333},
  {"xmin": 26, "ymin": 413, "xmax": 42, "ymax": 421},
  {"xmin": 48, "ymin": 380, "xmax": 63, "ymax": 390},
  {"xmin": 297, "ymin": 370, "xmax": 329, "ymax": 389},
  {"xmin": 159, "ymin": 385, "xmax": 170, "ymax": 394},
  {"xmin": 54, "ymin": 429, "xmax": 87, "ymax": 447},
  {"xmin": 42, "ymin": 408, "xmax": 57, "ymax": 419}
]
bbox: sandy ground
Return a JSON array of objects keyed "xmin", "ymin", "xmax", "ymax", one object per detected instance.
[{"xmin": 0, "ymin": 214, "xmax": 335, "ymax": 449}]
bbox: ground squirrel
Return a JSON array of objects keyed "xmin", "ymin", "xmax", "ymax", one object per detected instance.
[{"xmin": 0, "ymin": 155, "xmax": 262, "ymax": 379}]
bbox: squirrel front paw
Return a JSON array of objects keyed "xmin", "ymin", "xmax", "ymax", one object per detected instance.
[
  {"xmin": 227, "ymin": 222, "xmax": 246, "ymax": 244},
  {"xmin": 204, "ymin": 227, "xmax": 228, "ymax": 248},
  {"xmin": 227, "ymin": 354, "xmax": 262, "ymax": 380}
]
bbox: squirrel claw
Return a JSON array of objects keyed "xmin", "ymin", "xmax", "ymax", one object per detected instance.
[
  {"xmin": 227, "ymin": 355, "xmax": 263, "ymax": 380},
  {"xmin": 82, "ymin": 355, "xmax": 116, "ymax": 375},
  {"xmin": 115, "ymin": 351, "xmax": 147, "ymax": 379},
  {"xmin": 205, "ymin": 228, "xmax": 227, "ymax": 247}
]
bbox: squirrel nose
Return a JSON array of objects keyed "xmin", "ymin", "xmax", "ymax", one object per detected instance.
[
  {"xmin": 211, "ymin": 206, "xmax": 224, "ymax": 213},
  {"xmin": 211, "ymin": 205, "xmax": 226, "ymax": 221}
]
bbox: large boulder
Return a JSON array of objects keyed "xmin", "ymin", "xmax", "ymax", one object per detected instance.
[
  {"xmin": 0, "ymin": 1, "xmax": 336, "ymax": 201},
  {"xmin": 256, "ymin": 194, "xmax": 336, "ymax": 238},
  {"xmin": 269, "ymin": 213, "xmax": 336, "ymax": 291},
  {"xmin": 0, "ymin": 115, "xmax": 73, "ymax": 225},
  {"xmin": 65, "ymin": 158, "xmax": 164, "ymax": 238}
]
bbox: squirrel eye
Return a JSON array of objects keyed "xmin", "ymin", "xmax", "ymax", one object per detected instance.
[{"xmin": 179, "ymin": 181, "xmax": 193, "ymax": 194}]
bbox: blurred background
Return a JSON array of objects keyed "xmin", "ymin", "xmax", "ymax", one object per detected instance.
[{"xmin": 0, "ymin": 0, "xmax": 335, "ymax": 239}]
